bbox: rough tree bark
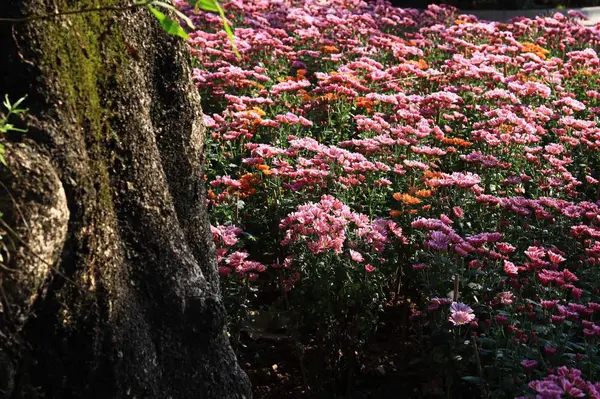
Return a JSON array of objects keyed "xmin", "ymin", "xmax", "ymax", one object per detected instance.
[{"xmin": 0, "ymin": 1, "xmax": 252, "ymax": 398}]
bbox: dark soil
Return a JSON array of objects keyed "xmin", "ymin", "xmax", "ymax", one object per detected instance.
[{"xmin": 236, "ymin": 305, "xmax": 482, "ymax": 399}]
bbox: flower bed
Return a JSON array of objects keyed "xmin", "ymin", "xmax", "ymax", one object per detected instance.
[{"xmin": 179, "ymin": 1, "xmax": 600, "ymax": 397}]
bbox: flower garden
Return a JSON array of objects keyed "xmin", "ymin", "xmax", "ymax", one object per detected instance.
[{"xmin": 178, "ymin": 1, "xmax": 600, "ymax": 397}]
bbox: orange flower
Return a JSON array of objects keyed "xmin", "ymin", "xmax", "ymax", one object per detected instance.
[
  {"xmin": 296, "ymin": 69, "xmax": 308, "ymax": 77},
  {"xmin": 257, "ymin": 164, "xmax": 274, "ymax": 176},
  {"xmin": 298, "ymin": 89, "xmax": 313, "ymax": 103},
  {"xmin": 423, "ymin": 170, "xmax": 443, "ymax": 179},
  {"xmin": 321, "ymin": 45, "xmax": 340, "ymax": 54},
  {"xmin": 408, "ymin": 60, "xmax": 429, "ymax": 70},
  {"xmin": 252, "ymin": 107, "xmax": 266, "ymax": 117},
  {"xmin": 498, "ymin": 124, "xmax": 514, "ymax": 134},
  {"xmin": 415, "ymin": 189, "xmax": 434, "ymax": 198},
  {"xmin": 389, "ymin": 209, "xmax": 403, "ymax": 217},
  {"xmin": 393, "ymin": 192, "xmax": 422, "ymax": 204},
  {"xmin": 241, "ymin": 79, "xmax": 265, "ymax": 89},
  {"xmin": 355, "ymin": 97, "xmax": 376, "ymax": 112},
  {"xmin": 441, "ymin": 137, "xmax": 473, "ymax": 147},
  {"xmin": 207, "ymin": 189, "xmax": 217, "ymax": 200},
  {"xmin": 277, "ymin": 75, "xmax": 298, "ymax": 83},
  {"xmin": 239, "ymin": 173, "xmax": 260, "ymax": 194},
  {"xmin": 421, "ymin": 204, "xmax": 432, "ymax": 211},
  {"xmin": 520, "ymin": 42, "xmax": 550, "ymax": 60},
  {"xmin": 315, "ymin": 93, "xmax": 339, "ymax": 103}
]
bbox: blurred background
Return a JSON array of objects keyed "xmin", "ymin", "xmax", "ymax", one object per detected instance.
[{"xmin": 386, "ymin": 0, "xmax": 600, "ymax": 9}]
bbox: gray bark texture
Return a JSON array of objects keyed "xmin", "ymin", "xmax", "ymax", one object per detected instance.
[{"xmin": 0, "ymin": 1, "xmax": 252, "ymax": 398}]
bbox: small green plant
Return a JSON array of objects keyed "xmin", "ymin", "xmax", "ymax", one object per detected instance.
[
  {"xmin": 0, "ymin": 95, "xmax": 27, "ymax": 166},
  {"xmin": 0, "ymin": 94, "xmax": 27, "ymax": 271}
]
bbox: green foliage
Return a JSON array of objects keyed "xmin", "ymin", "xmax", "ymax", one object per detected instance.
[
  {"xmin": 0, "ymin": 95, "xmax": 27, "ymax": 166},
  {"xmin": 189, "ymin": 0, "xmax": 220, "ymax": 12},
  {"xmin": 148, "ymin": 5, "xmax": 190, "ymax": 39}
]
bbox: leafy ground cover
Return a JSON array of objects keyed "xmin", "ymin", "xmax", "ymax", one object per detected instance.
[{"xmin": 178, "ymin": 1, "xmax": 600, "ymax": 397}]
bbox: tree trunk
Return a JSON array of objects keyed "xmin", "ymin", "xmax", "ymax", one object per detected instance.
[{"xmin": 0, "ymin": 1, "xmax": 252, "ymax": 398}]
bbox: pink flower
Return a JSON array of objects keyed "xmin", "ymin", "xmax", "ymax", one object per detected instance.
[
  {"xmin": 448, "ymin": 302, "xmax": 475, "ymax": 326},
  {"xmin": 503, "ymin": 260, "xmax": 519, "ymax": 276},
  {"xmin": 525, "ymin": 246, "xmax": 546, "ymax": 261},
  {"xmin": 452, "ymin": 206, "xmax": 464, "ymax": 218},
  {"xmin": 349, "ymin": 249, "xmax": 364, "ymax": 263},
  {"xmin": 571, "ymin": 287, "xmax": 583, "ymax": 299},
  {"xmin": 497, "ymin": 242, "xmax": 516, "ymax": 253},
  {"xmin": 548, "ymin": 251, "xmax": 566, "ymax": 264},
  {"xmin": 365, "ymin": 264, "xmax": 375, "ymax": 273},
  {"xmin": 541, "ymin": 300, "xmax": 559, "ymax": 309},
  {"xmin": 440, "ymin": 214, "xmax": 453, "ymax": 225},
  {"xmin": 498, "ymin": 291, "xmax": 515, "ymax": 305}
]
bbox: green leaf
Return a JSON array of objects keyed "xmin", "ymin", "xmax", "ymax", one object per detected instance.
[
  {"xmin": 479, "ymin": 337, "xmax": 496, "ymax": 346},
  {"xmin": 185, "ymin": 0, "xmax": 240, "ymax": 59},
  {"xmin": 3, "ymin": 95, "xmax": 11, "ymax": 111},
  {"xmin": 188, "ymin": 0, "xmax": 220, "ymax": 12},
  {"xmin": 462, "ymin": 376, "xmax": 482, "ymax": 384},
  {"xmin": 0, "ymin": 145, "xmax": 5, "ymax": 166},
  {"xmin": 525, "ymin": 298, "xmax": 540, "ymax": 306},
  {"xmin": 148, "ymin": 6, "xmax": 190, "ymax": 40},
  {"xmin": 10, "ymin": 95, "xmax": 27, "ymax": 113},
  {"xmin": 213, "ymin": 1, "xmax": 240, "ymax": 59},
  {"xmin": 151, "ymin": 1, "xmax": 195, "ymax": 29}
]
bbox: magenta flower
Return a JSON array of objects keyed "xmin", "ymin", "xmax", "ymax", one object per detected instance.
[
  {"xmin": 412, "ymin": 263, "xmax": 427, "ymax": 271},
  {"xmin": 427, "ymin": 231, "xmax": 450, "ymax": 251},
  {"xmin": 521, "ymin": 359, "xmax": 538, "ymax": 370}
]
